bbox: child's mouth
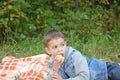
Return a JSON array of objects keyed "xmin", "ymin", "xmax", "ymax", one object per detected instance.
[{"xmin": 60, "ymin": 53, "xmax": 64, "ymax": 57}]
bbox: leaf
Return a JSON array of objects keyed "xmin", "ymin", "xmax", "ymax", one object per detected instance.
[
  {"xmin": 46, "ymin": 18, "xmax": 57, "ymax": 26},
  {"xmin": 2, "ymin": 18, "xmax": 9, "ymax": 25},
  {"xmin": 95, "ymin": 22, "xmax": 102, "ymax": 26},
  {"xmin": 118, "ymin": 6, "xmax": 120, "ymax": 12},
  {"xmin": 68, "ymin": 22, "xmax": 75, "ymax": 28},
  {"xmin": 44, "ymin": 10, "xmax": 53, "ymax": 16},
  {"xmin": 80, "ymin": 13, "xmax": 88, "ymax": 19},
  {"xmin": 28, "ymin": 24, "xmax": 36, "ymax": 31}
]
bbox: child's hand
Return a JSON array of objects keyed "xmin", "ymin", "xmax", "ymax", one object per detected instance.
[
  {"xmin": 51, "ymin": 71, "xmax": 63, "ymax": 80},
  {"xmin": 53, "ymin": 55, "xmax": 64, "ymax": 72},
  {"xmin": 55, "ymin": 55, "xmax": 65, "ymax": 64}
]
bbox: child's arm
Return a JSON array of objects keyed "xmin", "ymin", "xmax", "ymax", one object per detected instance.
[
  {"xmin": 51, "ymin": 55, "xmax": 64, "ymax": 80},
  {"xmin": 51, "ymin": 53, "xmax": 89, "ymax": 80},
  {"xmin": 62, "ymin": 52, "xmax": 90, "ymax": 80},
  {"xmin": 70, "ymin": 53, "xmax": 90, "ymax": 80},
  {"xmin": 46, "ymin": 55, "xmax": 64, "ymax": 80},
  {"xmin": 46, "ymin": 53, "xmax": 90, "ymax": 80},
  {"xmin": 64, "ymin": 52, "xmax": 90, "ymax": 80}
]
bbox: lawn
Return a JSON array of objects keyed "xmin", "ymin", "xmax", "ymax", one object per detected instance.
[{"xmin": 0, "ymin": 33, "xmax": 120, "ymax": 63}]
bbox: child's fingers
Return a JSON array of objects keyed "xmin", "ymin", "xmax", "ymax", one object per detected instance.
[
  {"xmin": 53, "ymin": 55, "xmax": 65, "ymax": 72},
  {"xmin": 51, "ymin": 73, "xmax": 58, "ymax": 80},
  {"xmin": 55, "ymin": 55, "xmax": 64, "ymax": 63},
  {"xmin": 55, "ymin": 55, "xmax": 62, "ymax": 61}
]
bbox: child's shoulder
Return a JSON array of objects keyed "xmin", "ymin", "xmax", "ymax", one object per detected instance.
[{"xmin": 67, "ymin": 47, "xmax": 83, "ymax": 58}]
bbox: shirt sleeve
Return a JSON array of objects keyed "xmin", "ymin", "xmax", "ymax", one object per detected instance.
[{"xmin": 64, "ymin": 52, "xmax": 90, "ymax": 80}]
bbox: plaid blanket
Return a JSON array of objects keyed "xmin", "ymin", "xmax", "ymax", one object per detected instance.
[{"xmin": 0, "ymin": 54, "xmax": 50, "ymax": 80}]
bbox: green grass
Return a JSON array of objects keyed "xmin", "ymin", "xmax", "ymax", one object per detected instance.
[
  {"xmin": 67, "ymin": 32, "xmax": 120, "ymax": 63},
  {"xmin": 81, "ymin": 35, "xmax": 120, "ymax": 62},
  {"xmin": 0, "ymin": 33, "xmax": 120, "ymax": 63},
  {"xmin": 0, "ymin": 37, "xmax": 46, "ymax": 62}
]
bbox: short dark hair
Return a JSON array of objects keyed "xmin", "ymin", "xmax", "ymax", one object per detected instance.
[{"xmin": 43, "ymin": 30, "xmax": 65, "ymax": 47}]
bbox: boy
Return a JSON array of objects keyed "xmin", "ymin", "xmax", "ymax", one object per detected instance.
[{"xmin": 44, "ymin": 30, "xmax": 120, "ymax": 80}]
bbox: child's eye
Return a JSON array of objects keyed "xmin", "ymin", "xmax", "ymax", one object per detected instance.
[
  {"xmin": 53, "ymin": 46, "xmax": 58, "ymax": 49},
  {"xmin": 61, "ymin": 44, "xmax": 64, "ymax": 46},
  {"xmin": 62, "ymin": 44, "xmax": 64, "ymax": 46}
]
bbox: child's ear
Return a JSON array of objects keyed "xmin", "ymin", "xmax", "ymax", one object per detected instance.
[
  {"xmin": 65, "ymin": 41, "xmax": 67, "ymax": 45},
  {"xmin": 45, "ymin": 47, "xmax": 51, "ymax": 55},
  {"xmin": 65, "ymin": 40, "xmax": 67, "ymax": 43}
]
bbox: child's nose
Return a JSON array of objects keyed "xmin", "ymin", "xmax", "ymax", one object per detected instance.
[{"xmin": 58, "ymin": 47, "xmax": 62, "ymax": 51}]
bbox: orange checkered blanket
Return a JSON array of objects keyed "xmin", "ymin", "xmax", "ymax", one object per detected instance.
[{"xmin": 0, "ymin": 54, "xmax": 50, "ymax": 80}]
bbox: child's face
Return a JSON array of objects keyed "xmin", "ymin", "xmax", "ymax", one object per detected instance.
[{"xmin": 45, "ymin": 38, "xmax": 67, "ymax": 58}]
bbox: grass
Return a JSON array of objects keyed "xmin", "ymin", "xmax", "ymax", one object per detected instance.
[
  {"xmin": 67, "ymin": 31, "xmax": 120, "ymax": 63},
  {"xmin": 82, "ymin": 35, "xmax": 120, "ymax": 62},
  {"xmin": 0, "ymin": 37, "xmax": 46, "ymax": 62},
  {"xmin": 0, "ymin": 32, "xmax": 120, "ymax": 63}
]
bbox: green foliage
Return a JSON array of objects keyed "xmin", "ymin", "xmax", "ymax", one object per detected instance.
[
  {"xmin": 0, "ymin": 0, "xmax": 120, "ymax": 43},
  {"xmin": 0, "ymin": 0, "xmax": 120, "ymax": 62}
]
